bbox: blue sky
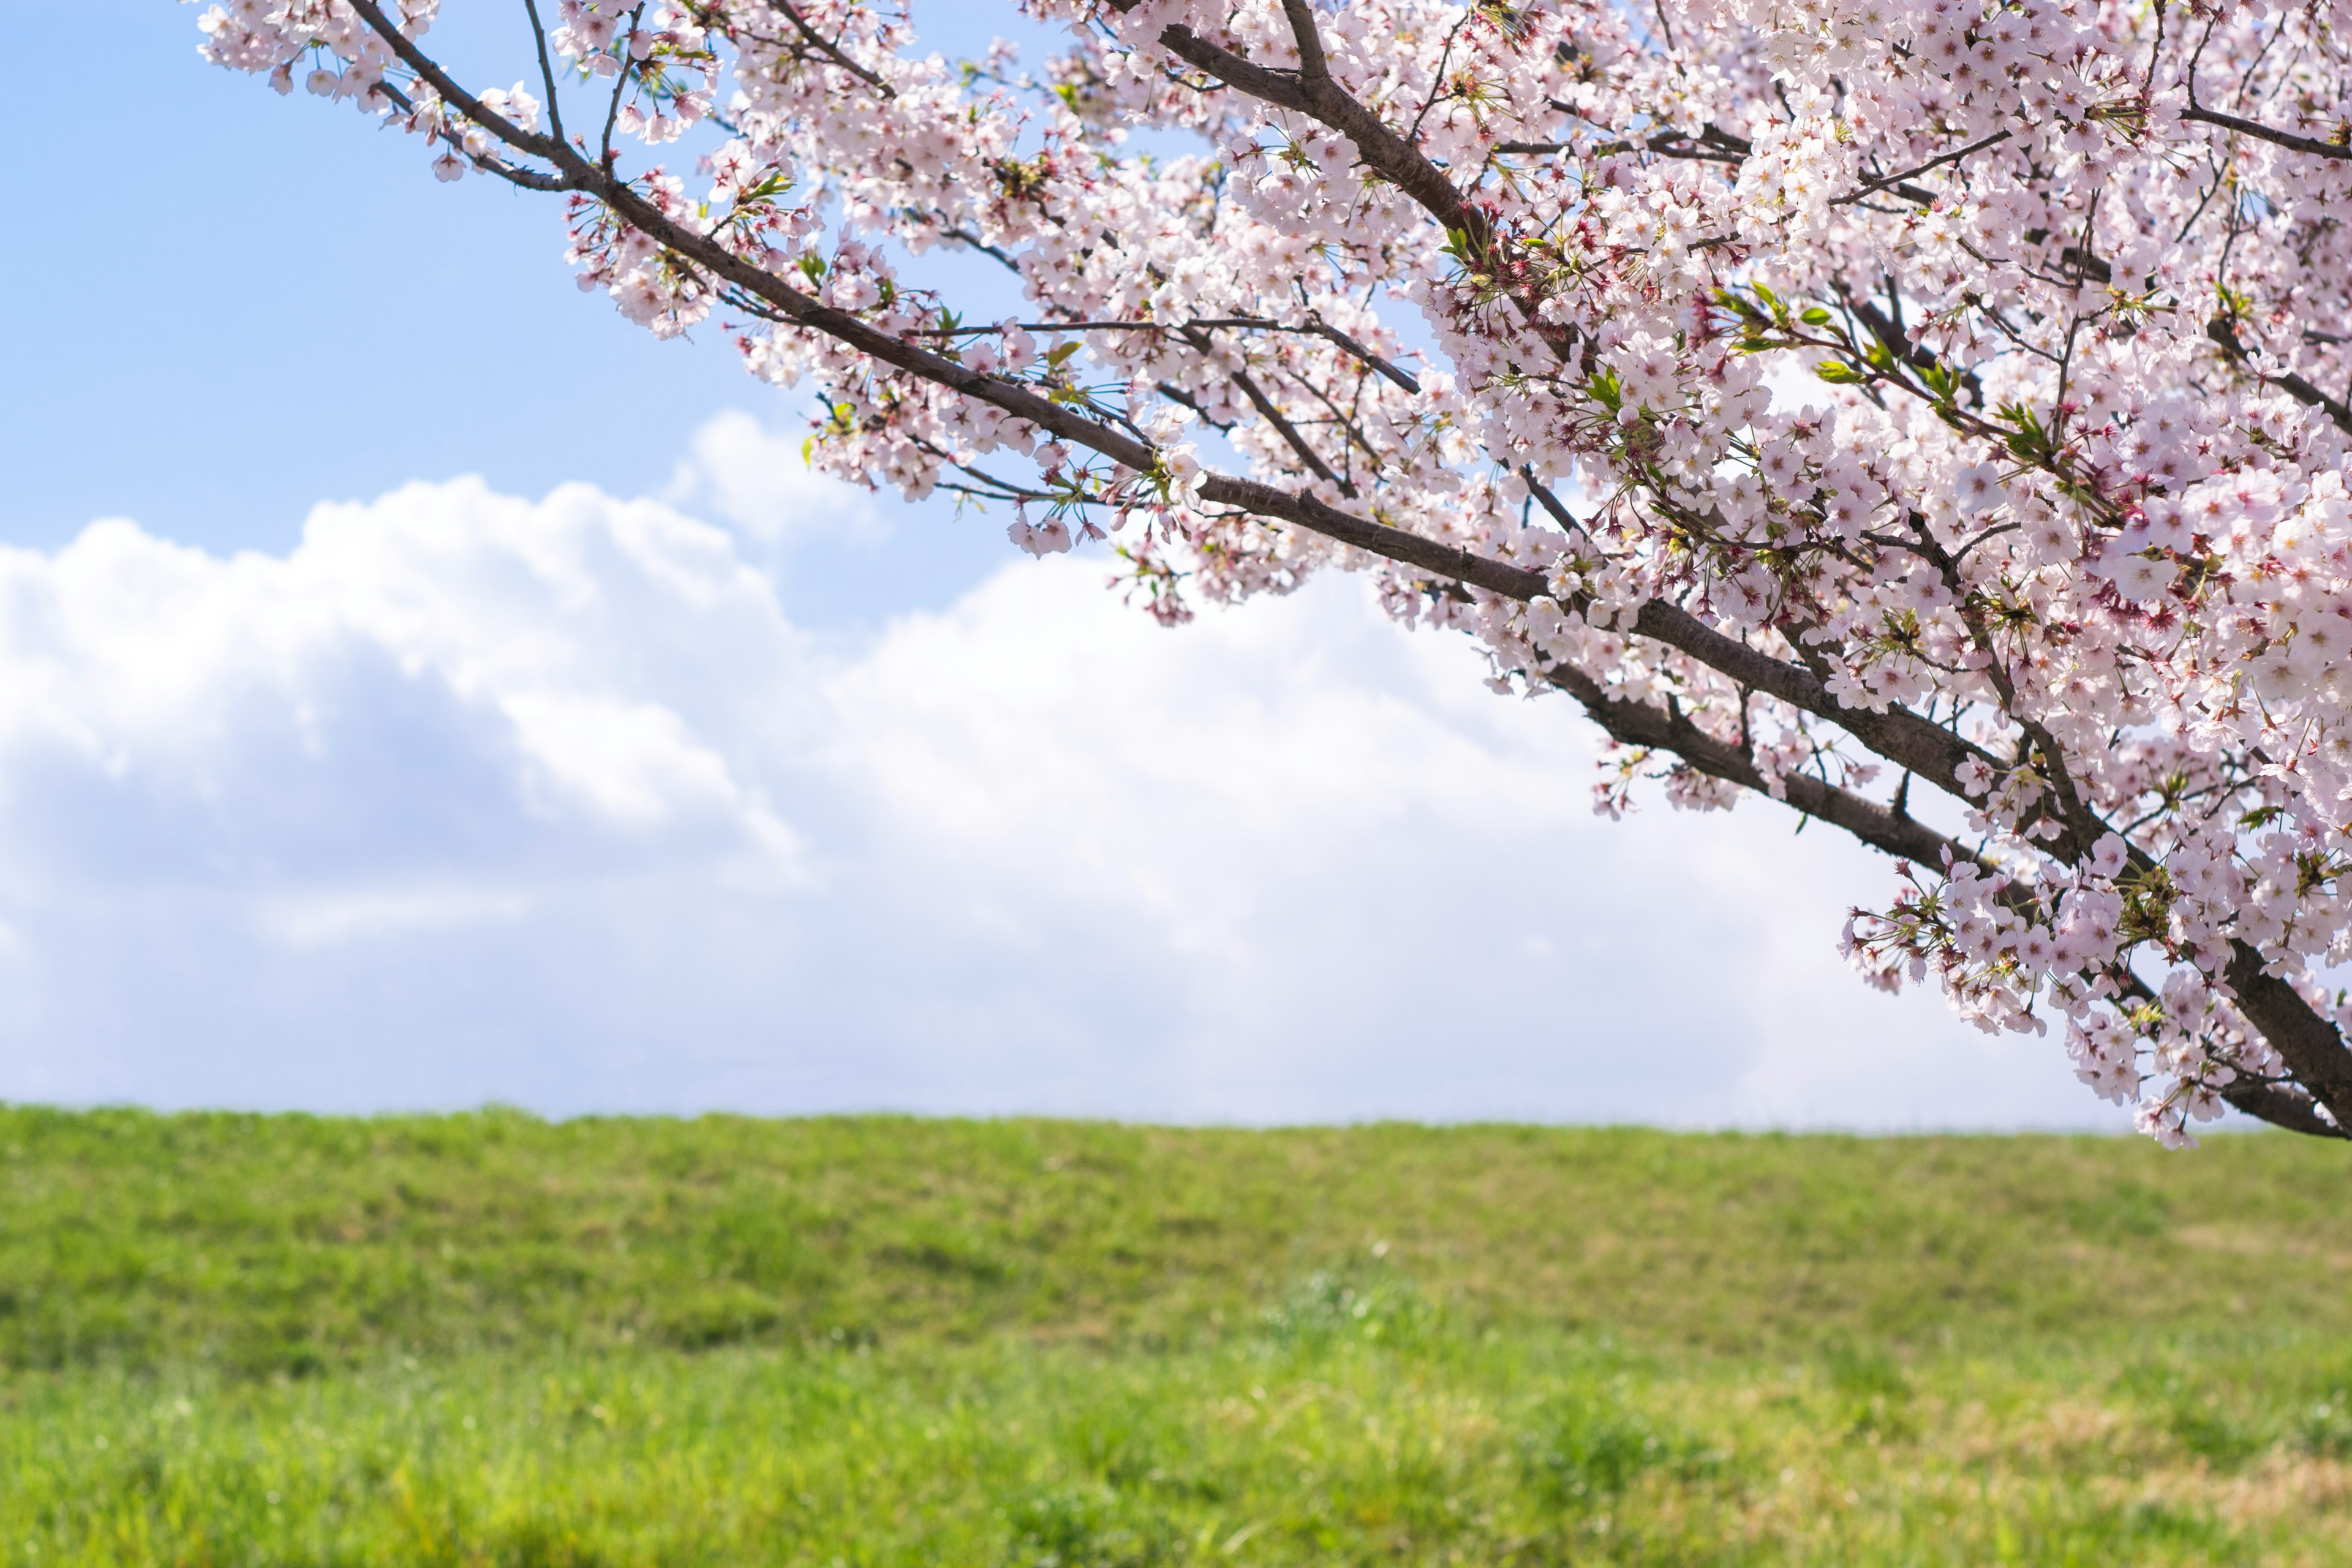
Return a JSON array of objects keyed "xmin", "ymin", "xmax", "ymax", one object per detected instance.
[{"xmin": 0, "ymin": 3, "xmax": 2123, "ymax": 1128}]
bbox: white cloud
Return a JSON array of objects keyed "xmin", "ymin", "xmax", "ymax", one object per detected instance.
[
  {"xmin": 259, "ymin": 885, "xmax": 534, "ymax": 949},
  {"xmin": 665, "ymin": 409, "xmax": 888, "ymax": 546},
  {"xmin": 0, "ymin": 435, "xmax": 2122, "ymax": 1128}
]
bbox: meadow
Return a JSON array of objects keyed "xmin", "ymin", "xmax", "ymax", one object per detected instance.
[{"xmin": 6, "ymin": 1107, "xmax": 2352, "ymax": 1564}]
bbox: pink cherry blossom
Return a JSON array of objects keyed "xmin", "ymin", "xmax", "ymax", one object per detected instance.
[{"xmin": 191, "ymin": 0, "xmax": 2352, "ymax": 1145}]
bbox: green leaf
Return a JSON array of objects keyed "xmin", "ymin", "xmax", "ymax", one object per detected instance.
[
  {"xmin": 1800, "ymin": 307, "xmax": 1833, "ymax": 325},
  {"xmin": 1814, "ymin": 361, "xmax": 1862, "ymax": 385}
]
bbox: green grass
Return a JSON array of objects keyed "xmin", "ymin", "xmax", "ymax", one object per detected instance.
[{"xmin": 6, "ymin": 1107, "xmax": 2352, "ymax": 1564}]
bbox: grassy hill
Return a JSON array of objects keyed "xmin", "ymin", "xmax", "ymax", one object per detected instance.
[{"xmin": 7, "ymin": 1109, "xmax": 2352, "ymax": 1564}]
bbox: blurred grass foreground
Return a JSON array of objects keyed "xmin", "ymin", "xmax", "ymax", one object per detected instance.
[{"xmin": 7, "ymin": 1111, "xmax": 2352, "ymax": 1565}]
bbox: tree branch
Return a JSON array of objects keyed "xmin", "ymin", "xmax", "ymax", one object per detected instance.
[
  {"xmin": 343, "ymin": 0, "xmax": 2352, "ymax": 1137},
  {"xmin": 1221, "ymin": 357, "xmax": 1356, "ymax": 497},
  {"xmin": 2221, "ymin": 1078, "xmax": 2350, "ymax": 1139},
  {"xmin": 1540, "ymin": 662, "xmax": 1961, "ymax": 866},
  {"xmin": 520, "ymin": 0, "xmax": 570, "ymax": 149},
  {"xmin": 2225, "ymin": 946, "xmax": 2352, "ymax": 1131},
  {"xmin": 2183, "ymin": 102, "xmax": 2352, "ymax": 161},
  {"xmin": 2207, "ymin": 316, "xmax": 2352, "ymax": 435},
  {"xmin": 917, "ymin": 317, "xmax": 1421, "ymax": 394},
  {"xmin": 1830, "ymin": 130, "xmax": 2010, "ymax": 206},
  {"xmin": 1558, "ymin": 670, "xmax": 2352, "ymax": 1139},
  {"xmin": 1278, "ymin": 0, "xmax": 1331, "ymax": 83},
  {"xmin": 764, "ymin": 0, "xmax": 897, "ymax": 96},
  {"xmin": 1127, "ymin": 13, "xmax": 1486, "ymax": 241}
]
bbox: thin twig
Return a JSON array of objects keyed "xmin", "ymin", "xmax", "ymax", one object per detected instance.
[
  {"xmin": 1830, "ymin": 130, "xmax": 2011, "ymax": 206},
  {"xmin": 768, "ymin": 0, "xmax": 895, "ymax": 96},
  {"xmin": 520, "ymin": 0, "xmax": 570, "ymax": 148}
]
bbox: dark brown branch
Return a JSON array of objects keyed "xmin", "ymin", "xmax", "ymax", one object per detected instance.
[
  {"xmin": 2207, "ymin": 317, "xmax": 2352, "ymax": 435},
  {"xmin": 1114, "ymin": 0, "xmax": 1604, "ymax": 387},
  {"xmin": 2226, "ymin": 946, "xmax": 2352, "ymax": 1131},
  {"xmin": 2221, "ymin": 1078, "xmax": 2350, "ymax": 1139},
  {"xmin": 1129, "ymin": 15, "xmax": 1486, "ymax": 241},
  {"xmin": 1578, "ymin": 710, "xmax": 2352, "ymax": 1140},
  {"xmin": 600, "ymin": 4, "xmax": 646, "ymax": 165},
  {"xmin": 1518, "ymin": 466, "xmax": 1583, "ymax": 533},
  {"xmin": 1495, "ymin": 134, "xmax": 1744, "ymax": 164},
  {"xmin": 1540, "ymin": 662, "xmax": 1959, "ymax": 866},
  {"xmin": 914, "ymin": 316, "xmax": 1422, "ymax": 393},
  {"xmin": 520, "ymin": 0, "xmax": 570, "ymax": 148},
  {"xmin": 2183, "ymin": 102, "xmax": 2352, "ymax": 160},
  {"xmin": 1221, "ymin": 358, "xmax": 1356, "ymax": 497},
  {"xmin": 1527, "ymin": 491, "xmax": 1996, "ymax": 803},
  {"xmin": 1302, "ymin": 320, "xmax": 1421, "ymax": 394},
  {"xmin": 1831, "ymin": 130, "xmax": 2010, "ymax": 206},
  {"xmin": 1531, "ymin": 570, "xmax": 2352, "ymax": 1148},
  {"xmin": 768, "ymin": 0, "xmax": 896, "ymax": 96},
  {"xmin": 2115, "ymin": 963, "xmax": 2348, "ymax": 1138},
  {"xmin": 938, "ymin": 227, "xmax": 1021, "ymax": 269},
  {"xmin": 371, "ymin": 78, "xmax": 580, "ymax": 193},
  {"xmin": 1278, "ymin": 0, "xmax": 1330, "ymax": 83}
]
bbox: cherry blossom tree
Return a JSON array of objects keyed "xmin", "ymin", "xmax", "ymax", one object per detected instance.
[{"xmin": 193, "ymin": 0, "xmax": 2352, "ymax": 1142}]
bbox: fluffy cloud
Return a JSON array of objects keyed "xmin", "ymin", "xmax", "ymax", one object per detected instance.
[
  {"xmin": 664, "ymin": 409, "xmax": 888, "ymax": 546},
  {"xmin": 0, "ymin": 443, "xmax": 2117, "ymax": 1126}
]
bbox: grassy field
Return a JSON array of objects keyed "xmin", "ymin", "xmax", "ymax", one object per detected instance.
[{"xmin": 6, "ymin": 1109, "xmax": 2352, "ymax": 1564}]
